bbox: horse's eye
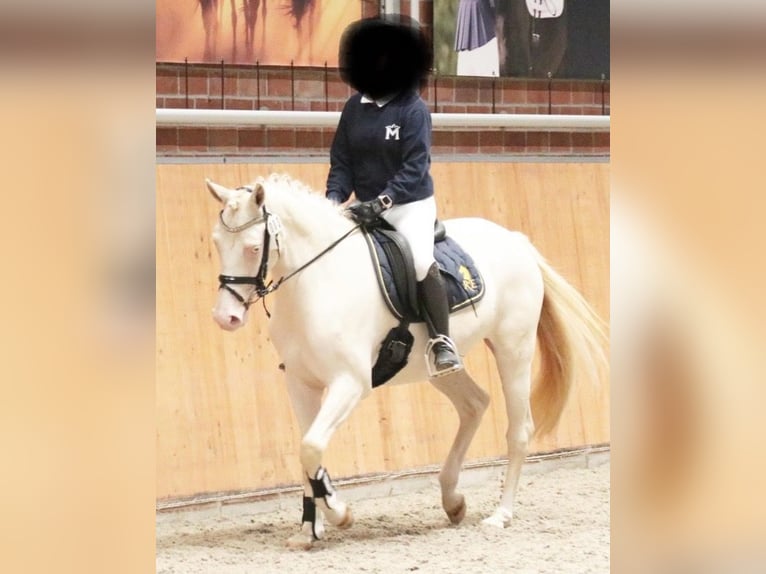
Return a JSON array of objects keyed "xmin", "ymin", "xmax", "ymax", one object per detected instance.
[{"xmin": 247, "ymin": 244, "xmax": 260, "ymax": 254}]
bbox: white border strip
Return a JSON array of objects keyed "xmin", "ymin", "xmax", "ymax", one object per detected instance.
[
  {"xmin": 157, "ymin": 445, "xmax": 610, "ymax": 513},
  {"xmin": 156, "ymin": 108, "xmax": 610, "ymax": 131}
]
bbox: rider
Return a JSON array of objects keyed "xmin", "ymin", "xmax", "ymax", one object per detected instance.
[{"xmin": 325, "ymin": 15, "xmax": 461, "ymax": 374}]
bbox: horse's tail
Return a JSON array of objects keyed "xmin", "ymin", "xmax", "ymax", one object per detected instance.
[{"xmin": 531, "ymin": 249, "xmax": 609, "ymax": 437}]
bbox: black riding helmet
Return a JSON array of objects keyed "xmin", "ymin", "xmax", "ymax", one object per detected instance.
[{"xmin": 338, "ymin": 14, "xmax": 433, "ymax": 100}]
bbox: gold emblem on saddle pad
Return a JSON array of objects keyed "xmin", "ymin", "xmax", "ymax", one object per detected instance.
[{"xmin": 458, "ymin": 265, "xmax": 477, "ymax": 292}]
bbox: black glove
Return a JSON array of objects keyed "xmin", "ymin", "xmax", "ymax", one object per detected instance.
[{"xmin": 346, "ymin": 196, "xmax": 391, "ymax": 225}]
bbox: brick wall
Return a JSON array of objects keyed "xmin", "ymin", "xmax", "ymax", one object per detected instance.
[{"xmin": 156, "ymin": 0, "xmax": 609, "ymax": 158}]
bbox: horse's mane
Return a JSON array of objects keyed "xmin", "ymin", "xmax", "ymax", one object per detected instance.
[{"xmin": 255, "ymin": 173, "xmax": 350, "ymax": 233}]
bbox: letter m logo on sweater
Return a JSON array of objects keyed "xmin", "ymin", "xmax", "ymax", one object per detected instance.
[{"xmin": 385, "ymin": 124, "xmax": 401, "ymax": 141}]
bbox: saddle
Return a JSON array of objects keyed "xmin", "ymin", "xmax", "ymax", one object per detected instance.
[{"xmin": 361, "ymin": 219, "xmax": 484, "ymax": 387}]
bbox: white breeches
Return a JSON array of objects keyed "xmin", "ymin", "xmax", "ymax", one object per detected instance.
[{"xmin": 381, "ymin": 195, "xmax": 437, "ymax": 281}]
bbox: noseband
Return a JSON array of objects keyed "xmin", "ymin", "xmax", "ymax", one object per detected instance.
[{"xmin": 216, "ymin": 187, "xmax": 361, "ymax": 313}]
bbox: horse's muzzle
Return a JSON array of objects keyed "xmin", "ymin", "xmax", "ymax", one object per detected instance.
[{"xmin": 212, "ymin": 292, "xmax": 248, "ymax": 331}]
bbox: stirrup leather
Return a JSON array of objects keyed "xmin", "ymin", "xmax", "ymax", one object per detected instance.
[{"xmin": 425, "ymin": 335, "xmax": 463, "ymax": 378}]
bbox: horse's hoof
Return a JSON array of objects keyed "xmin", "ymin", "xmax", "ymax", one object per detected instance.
[
  {"xmin": 336, "ymin": 506, "xmax": 354, "ymax": 529},
  {"xmin": 286, "ymin": 532, "xmax": 314, "ymax": 551},
  {"xmin": 445, "ymin": 495, "xmax": 466, "ymax": 525},
  {"xmin": 481, "ymin": 509, "xmax": 512, "ymax": 529}
]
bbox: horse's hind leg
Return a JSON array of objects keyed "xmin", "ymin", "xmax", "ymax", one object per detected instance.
[
  {"xmin": 482, "ymin": 336, "xmax": 536, "ymax": 528},
  {"xmin": 430, "ymin": 370, "xmax": 490, "ymax": 524}
]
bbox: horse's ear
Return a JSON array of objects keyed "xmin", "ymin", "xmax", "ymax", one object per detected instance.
[
  {"xmin": 206, "ymin": 179, "xmax": 231, "ymax": 203},
  {"xmin": 252, "ymin": 182, "xmax": 265, "ymax": 207}
]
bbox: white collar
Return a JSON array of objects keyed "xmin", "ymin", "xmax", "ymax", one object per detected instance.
[{"xmin": 360, "ymin": 93, "xmax": 396, "ymax": 107}]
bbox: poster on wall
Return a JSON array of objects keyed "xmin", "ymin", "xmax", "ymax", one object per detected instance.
[
  {"xmin": 156, "ymin": 0, "xmax": 361, "ymax": 66},
  {"xmin": 433, "ymin": 0, "xmax": 609, "ymax": 79}
]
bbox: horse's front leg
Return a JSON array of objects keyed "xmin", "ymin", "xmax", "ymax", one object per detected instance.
[
  {"xmin": 283, "ymin": 376, "xmax": 323, "ymax": 549},
  {"xmin": 285, "ymin": 373, "xmax": 365, "ymax": 549}
]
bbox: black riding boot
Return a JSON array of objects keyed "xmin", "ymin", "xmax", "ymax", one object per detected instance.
[{"xmin": 418, "ymin": 263, "xmax": 461, "ymax": 373}]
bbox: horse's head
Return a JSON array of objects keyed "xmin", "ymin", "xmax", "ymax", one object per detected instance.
[{"xmin": 207, "ymin": 178, "xmax": 277, "ymax": 331}]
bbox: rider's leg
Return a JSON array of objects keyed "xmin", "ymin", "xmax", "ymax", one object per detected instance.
[
  {"xmin": 418, "ymin": 263, "xmax": 460, "ymax": 371},
  {"xmin": 382, "ymin": 196, "xmax": 460, "ymax": 373}
]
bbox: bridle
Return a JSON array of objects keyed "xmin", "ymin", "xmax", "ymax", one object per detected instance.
[
  {"xmin": 217, "ymin": 200, "xmax": 275, "ymax": 311},
  {"xmin": 216, "ymin": 187, "xmax": 360, "ymax": 314}
]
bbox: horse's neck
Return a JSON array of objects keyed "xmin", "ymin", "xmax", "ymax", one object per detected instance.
[{"xmin": 268, "ymin": 192, "xmax": 354, "ymax": 278}]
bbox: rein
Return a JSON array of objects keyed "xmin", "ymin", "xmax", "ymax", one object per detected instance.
[{"xmin": 217, "ymin": 195, "xmax": 361, "ymax": 315}]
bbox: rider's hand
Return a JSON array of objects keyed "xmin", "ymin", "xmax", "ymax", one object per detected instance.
[{"xmin": 346, "ymin": 195, "xmax": 392, "ymax": 225}]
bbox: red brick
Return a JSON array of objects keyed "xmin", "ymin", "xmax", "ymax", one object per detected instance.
[
  {"xmin": 499, "ymin": 80, "xmax": 526, "ymax": 105},
  {"xmin": 295, "ymin": 129, "xmax": 324, "ymax": 149},
  {"xmin": 267, "ymin": 129, "xmax": 296, "ymax": 148},
  {"xmin": 466, "ymin": 103, "xmax": 492, "ymax": 114},
  {"xmin": 178, "ymin": 128, "xmax": 208, "ymax": 151},
  {"xmin": 513, "ymin": 104, "xmax": 539, "ymax": 114},
  {"xmin": 557, "ymin": 105, "xmax": 584, "ymax": 115},
  {"xmin": 193, "ymin": 97, "xmax": 223, "ymax": 110},
  {"xmin": 163, "ymin": 97, "xmax": 188, "ymax": 109},
  {"xmin": 526, "ymin": 80, "xmax": 548, "ymax": 104},
  {"xmin": 156, "ymin": 127, "xmax": 178, "ymax": 147},
  {"xmin": 493, "ymin": 102, "xmax": 516, "ymax": 115},
  {"xmin": 441, "ymin": 104, "xmax": 467, "ymax": 113},
  {"xmin": 209, "ymin": 76, "xmax": 223, "ymax": 100},
  {"xmin": 209, "ymin": 129, "xmax": 238, "ymax": 149},
  {"xmin": 571, "ymin": 82, "xmax": 597, "ymax": 104},
  {"xmin": 187, "ymin": 74, "xmax": 209, "ymax": 96},
  {"xmin": 226, "ymin": 98, "xmax": 255, "ymax": 110},
  {"xmin": 267, "ymin": 77, "xmax": 292, "ymax": 97},
  {"xmin": 156, "ymin": 73, "xmax": 179, "ymax": 96},
  {"xmin": 239, "ymin": 129, "xmax": 266, "ymax": 148},
  {"xmin": 550, "ymin": 81, "xmax": 572, "ymax": 105},
  {"xmin": 503, "ymin": 131, "xmax": 526, "ymax": 152},
  {"xmin": 454, "ymin": 80, "xmax": 479, "ymax": 104},
  {"xmin": 238, "ymin": 76, "xmax": 261, "ymax": 98},
  {"xmin": 327, "ymin": 78, "xmax": 350, "ymax": 99},
  {"xmin": 594, "ymin": 132, "xmax": 610, "ymax": 153},
  {"xmin": 454, "ymin": 131, "xmax": 479, "ymax": 152},
  {"xmin": 432, "ymin": 131, "xmax": 455, "ymax": 148},
  {"xmin": 476, "ymin": 79, "xmax": 494, "ymax": 104},
  {"xmin": 479, "ymin": 130, "xmax": 504, "ymax": 153},
  {"xmin": 435, "ymin": 77, "xmax": 455, "ymax": 103},
  {"xmin": 322, "ymin": 128, "xmax": 338, "ymax": 147},
  {"xmin": 572, "ymin": 132, "xmax": 595, "ymax": 150},
  {"xmin": 549, "ymin": 132, "xmax": 572, "ymax": 153},
  {"xmin": 295, "ymin": 79, "xmax": 325, "ymax": 99},
  {"xmin": 222, "ymin": 72, "xmax": 240, "ymax": 96},
  {"xmin": 526, "ymin": 131, "xmax": 549, "ymax": 152},
  {"xmin": 258, "ymin": 97, "xmax": 283, "ymax": 111},
  {"xmin": 212, "ymin": 73, "xmax": 240, "ymax": 99}
]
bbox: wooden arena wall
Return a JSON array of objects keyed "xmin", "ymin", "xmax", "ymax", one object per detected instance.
[{"xmin": 156, "ymin": 161, "xmax": 609, "ymax": 502}]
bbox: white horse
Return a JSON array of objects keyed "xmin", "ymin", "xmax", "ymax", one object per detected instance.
[{"xmin": 206, "ymin": 173, "xmax": 607, "ymax": 549}]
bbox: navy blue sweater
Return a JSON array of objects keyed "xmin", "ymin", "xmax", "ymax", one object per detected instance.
[{"xmin": 326, "ymin": 90, "xmax": 434, "ymax": 206}]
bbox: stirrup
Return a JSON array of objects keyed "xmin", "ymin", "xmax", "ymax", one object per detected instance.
[{"xmin": 425, "ymin": 335, "xmax": 463, "ymax": 379}]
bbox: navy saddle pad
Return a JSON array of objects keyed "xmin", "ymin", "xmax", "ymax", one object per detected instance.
[{"xmin": 362, "ymin": 226, "xmax": 485, "ymax": 322}]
